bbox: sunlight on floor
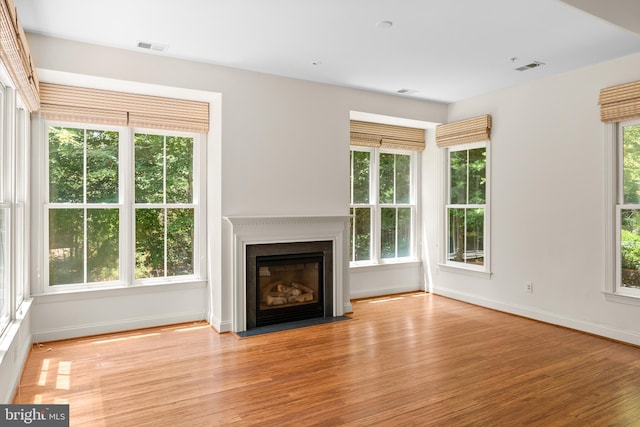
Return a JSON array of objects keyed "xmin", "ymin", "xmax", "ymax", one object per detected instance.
[{"xmin": 93, "ymin": 332, "xmax": 160, "ymax": 344}]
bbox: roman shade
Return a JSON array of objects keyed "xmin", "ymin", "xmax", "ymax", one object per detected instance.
[
  {"xmin": 39, "ymin": 82, "xmax": 210, "ymax": 133},
  {"xmin": 0, "ymin": 0, "xmax": 39, "ymax": 112},
  {"xmin": 350, "ymin": 120, "xmax": 425, "ymax": 151},
  {"xmin": 435, "ymin": 114, "xmax": 492, "ymax": 148},
  {"xmin": 599, "ymin": 80, "xmax": 640, "ymax": 123}
]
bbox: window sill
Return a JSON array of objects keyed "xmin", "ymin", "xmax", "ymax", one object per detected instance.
[
  {"xmin": 602, "ymin": 291, "xmax": 640, "ymax": 307},
  {"xmin": 350, "ymin": 259, "xmax": 421, "ymax": 272},
  {"xmin": 437, "ymin": 263, "xmax": 492, "ymax": 279},
  {"xmin": 33, "ymin": 280, "xmax": 207, "ymax": 304}
]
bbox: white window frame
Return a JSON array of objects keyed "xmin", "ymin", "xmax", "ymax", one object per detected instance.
[
  {"xmin": 0, "ymin": 70, "xmax": 30, "ymax": 337},
  {"xmin": 349, "ymin": 146, "xmax": 420, "ymax": 266},
  {"xmin": 441, "ymin": 140, "xmax": 491, "ymax": 275},
  {"xmin": 33, "ymin": 120, "xmax": 206, "ymax": 294},
  {"xmin": 605, "ymin": 119, "xmax": 640, "ymax": 301}
]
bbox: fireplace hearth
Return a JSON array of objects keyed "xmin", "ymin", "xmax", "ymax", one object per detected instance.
[{"xmin": 246, "ymin": 241, "xmax": 333, "ymax": 329}]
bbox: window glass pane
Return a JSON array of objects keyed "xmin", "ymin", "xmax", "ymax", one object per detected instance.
[
  {"xmin": 135, "ymin": 133, "xmax": 164, "ymax": 203},
  {"xmin": 623, "ymin": 124, "xmax": 640, "ymax": 204},
  {"xmin": 397, "ymin": 207, "xmax": 411, "ymax": 257},
  {"xmin": 448, "ymin": 208, "xmax": 465, "ymax": 262},
  {"xmin": 395, "ymin": 154, "xmax": 411, "ymax": 204},
  {"xmin": 381, "ymin": 207, "xmax": 397, "ymax": 258},
  {"xmin": 166, "ymin": 136, "xmax": 193, "ymax": 204},
  {"xmin": 167, "ymin": 208, "xmax": 194, "ymax": 276},
  {"xmin": 468, "ymin": 148, "xmax": 486, "ymax": 204},
  {"xmin": 49, "ymin": 127, "xmax": 84, "ymax": 203},
  {"xmin": 87, "ymin": 209, "xmax": 119, "ymax": 282},
  {"xmin": 449, "ymin": 150, "xmax": 468, "ymax": 204},
  {"xmin": 135, "ymin": 208, "xmax": 165, "ymax": 279},
  {"xmin": 0, "ymin": 208, "xmax": 8, "ymax": 325},
  {"xmin": 352, "ymin": 207, "xmax": 371, "ymax": 261},
  {"xmin": 466, "ymin": 208, "xmax": 484, "ymax": 266},
  {"xmin": 49, "ymin": 209, "xmax": 84, "ymax": 285},
  {"xmin": 352, "ymin": 151, "xmax": 370, "ymax": 204},
  {"xmin": 86, "ymin": 130, "xmax": 119, "ymax": 203},
  {"xmin": 379, "ymin": 153, "xmax": 395, "ymax": 204},
  {"xmin": 621, "ymin": 209, "xmax": 640, "ymax": 289}
]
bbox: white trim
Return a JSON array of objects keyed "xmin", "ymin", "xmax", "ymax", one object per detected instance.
[
  {"xmin": 442, "ymin": 141, "xmax": 491, "ymax": 274},
  {"xmin": 32, "ymin": 310, "xmax": 207, "ymax": 343},
  {"xmin": 225, "ymin": 215, "xmax": 350, "ymax": 332},
  {"xmin": 435, "ymin": 287, "xmax": 640, "ymax": 346}
]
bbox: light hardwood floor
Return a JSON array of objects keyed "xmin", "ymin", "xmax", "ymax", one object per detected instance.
[{"xmin": 13, "ymin": 293, "xmax": 640, "ymax": 426}]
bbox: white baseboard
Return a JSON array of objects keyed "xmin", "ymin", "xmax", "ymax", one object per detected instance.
[
  {"xmin": 433, "ymin": 287, "xmax": 640, "ymax": 346},
  {"xmin": 350, "ymin": 285, "xmax": 421, "ymax": 300},
  {"xmin": 32, "ymin": 312, "xmax": 206, "ymax": 343}
]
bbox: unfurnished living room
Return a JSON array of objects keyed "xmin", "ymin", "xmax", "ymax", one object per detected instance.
[{"xmin": 1, "ymin": 0, "xmax": 640, "ymax": 425}]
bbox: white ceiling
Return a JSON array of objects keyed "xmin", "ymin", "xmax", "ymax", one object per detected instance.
[{"xmin": 14, "ymin": 0, "xmax": 640, "ymax": 103}]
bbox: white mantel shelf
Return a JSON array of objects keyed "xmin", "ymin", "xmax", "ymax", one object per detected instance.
[{"xmin": 223, "ymin": 215, "xmax": 351, "ymax": 332}]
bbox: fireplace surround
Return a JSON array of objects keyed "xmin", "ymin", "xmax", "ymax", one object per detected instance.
[{"xmin": 224, "ymin": 215, "xmax": 350, "ymax": 332}]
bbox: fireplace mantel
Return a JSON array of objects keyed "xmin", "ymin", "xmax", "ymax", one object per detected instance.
[{"xmin": 224, "ymin": 215, "xmax": 351, "ymax": 332}]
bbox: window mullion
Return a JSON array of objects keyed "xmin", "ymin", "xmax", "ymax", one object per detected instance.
[{"xmin": 123, "ymin": 128, "xmax": 132, "ymax": 285}]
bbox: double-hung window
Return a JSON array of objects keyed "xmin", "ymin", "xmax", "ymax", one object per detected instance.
[
  {"xmin": 37, "ymin": 83, "xmax": 208, "ymax": 291},
  {"xmin": 446, "ymin": 143, "xmax": 487, "ymax": 269},
  {"xmin": 0, "ymin": 84, "xmax": 31, "ymax": 335},
  {"xmin": 436, "ymin": 114, "xmax": 491, "ymax": 273},
  {"xmin": 45, "ymin": 124, "xmax": 202, "ymax": 289},
  {"xmin": 600, "ymin": 80, "xmax": 640, "ymax": 299},
  {"xmin": 615, "ymin": 120, "xmax": 640, "ymax": 297},
  {"xmin": 349, "ymin": 120, "xmax": 423, "ymax": 265}
]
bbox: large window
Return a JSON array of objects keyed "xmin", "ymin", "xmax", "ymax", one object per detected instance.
[
  {"xmin": 617, "ymin": 120, "xmax": 640, "ymax": 296},
  {"xmin": 445, "ymin": 143, "xmax": 488, "ymax": 270},
  {"xmin": 349, "ymin": 148, "xmax": 417, "ymax": 264},
  {"xmin": 0, "ymin": 83, "xmax": 30, "ymax": 335},
  {"xmin": 44, "ymin": 123, "xmax": 202, "ymax": 289}
]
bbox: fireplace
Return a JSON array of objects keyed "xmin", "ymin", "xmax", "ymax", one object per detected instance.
[
  {"xmin": 222, "ymin": 215, "xmax": 351, "ymax": 333},
  {"xmin": 246, "ymin": 241, "xmax": 333, "ymax": 329}
]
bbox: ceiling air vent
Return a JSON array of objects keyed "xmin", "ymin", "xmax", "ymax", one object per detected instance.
[
  {"xmin": 137, "ymin": 41, "xmax": 167, "ymax": 53},
  {"xmin": 515, "ymin": 61, "xmax": 545, "ymax": 71},
  {"xmin": 397, "ymin": 88, "xmax": 418, "ymax": 95}
]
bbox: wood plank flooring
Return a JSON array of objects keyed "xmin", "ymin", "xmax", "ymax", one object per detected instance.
[{"xmin": 13, "ymin": 293, "xmax": 640, "ymax": 426}]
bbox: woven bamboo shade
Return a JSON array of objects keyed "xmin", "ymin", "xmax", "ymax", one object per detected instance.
[
  {"xmin": 435, "ymin": 114, "xmax": 491, "ymax": 148},
  {"xmin": 350, "ymin": 120, "xmax": 425, "ymax": 151},
  {"xmin": 39, "ymin": 83, "xmax": 210, "ymax": 133},
  {"xmin": 0, "ymin": 0, "xmax": 39, "ymax": 111},
  {"xmin": 599, "ymin": 80, "xmax": 640, "ymax": 123}
]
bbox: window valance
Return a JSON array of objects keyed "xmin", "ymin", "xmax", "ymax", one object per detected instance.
[
  {"xmin": 435, "ymin": 114, "xmax": 491, "ymax": 148},
  {"xmin": 0, "ymin": 0, "xmax": 39, "ymax": 112},
  {"xmin": 38, "ymin": 82, "xmax": 210, "ymax": 133},
  {"xmin": 350, "ymin": 120, "xmax": 425, "ymax": 151},
  {"xmin": 599, "ymin": 80, "xmax": 640, "ymax": 124}
]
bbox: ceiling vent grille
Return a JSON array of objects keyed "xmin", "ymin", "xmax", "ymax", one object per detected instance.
[
  {"xmin": 515, "ymin": 61, "xmax": 545, "ymax": 71},
  {"xmin": 137, "ymin": 41, "xmax": 167, "ymax": 52},
  {"xmin": 397, "ymin": 88, "xmax": 418, "ymax": 95}
]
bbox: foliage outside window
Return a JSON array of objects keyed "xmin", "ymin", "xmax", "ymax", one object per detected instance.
[
  {"xmin": 135, "ymin": 133, "xmax": 194, "ymax": 279},
  {"xmin": 446, "ymin": 144, "xmax": 487, "ymax": 269},
  {"xmin": 618, "ymin": 121, "xmax": 640, "ymax": 293},
  {"xmin": 46, "ymin": 125, "xmax": 199, "ymax": 288},
  {"xmin": 350, "ymin": 148, "xmax": 416, "ymax": 264}
]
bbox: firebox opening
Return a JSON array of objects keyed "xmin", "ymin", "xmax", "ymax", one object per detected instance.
[{"xmin": 246, "ymin": 241, "xmax": 334, "ymax": 330}]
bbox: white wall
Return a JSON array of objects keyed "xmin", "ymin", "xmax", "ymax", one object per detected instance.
[
  {"xmin": 25, "ymin": 34, "xmax": 447, "ymax": 338},
  {"xmin": 425, "ymin": 53, "xmax": 640, "ymax": 345}
]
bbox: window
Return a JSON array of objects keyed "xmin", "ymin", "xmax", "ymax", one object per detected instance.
[
  {"xmin": 0, "ymin": 84, "xmax": 31, "ymax": 335},
  {"xmin": 44, "ymin": 123, "xmax": 202, "ymax": 289},
  {"xmin": 349, "ymin": 148, "xmax": 417, "ymax": 264},
  {"xmin": 445, "ymin": 143, "xmax": 488, "ymax": 270},
  {"xmin": 616, "ymin": 120, "xmax": 640, "ymax": 297},
  {"xmin": 134, "ymin": 132, "xmax": 195, "ymax": 279}
]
